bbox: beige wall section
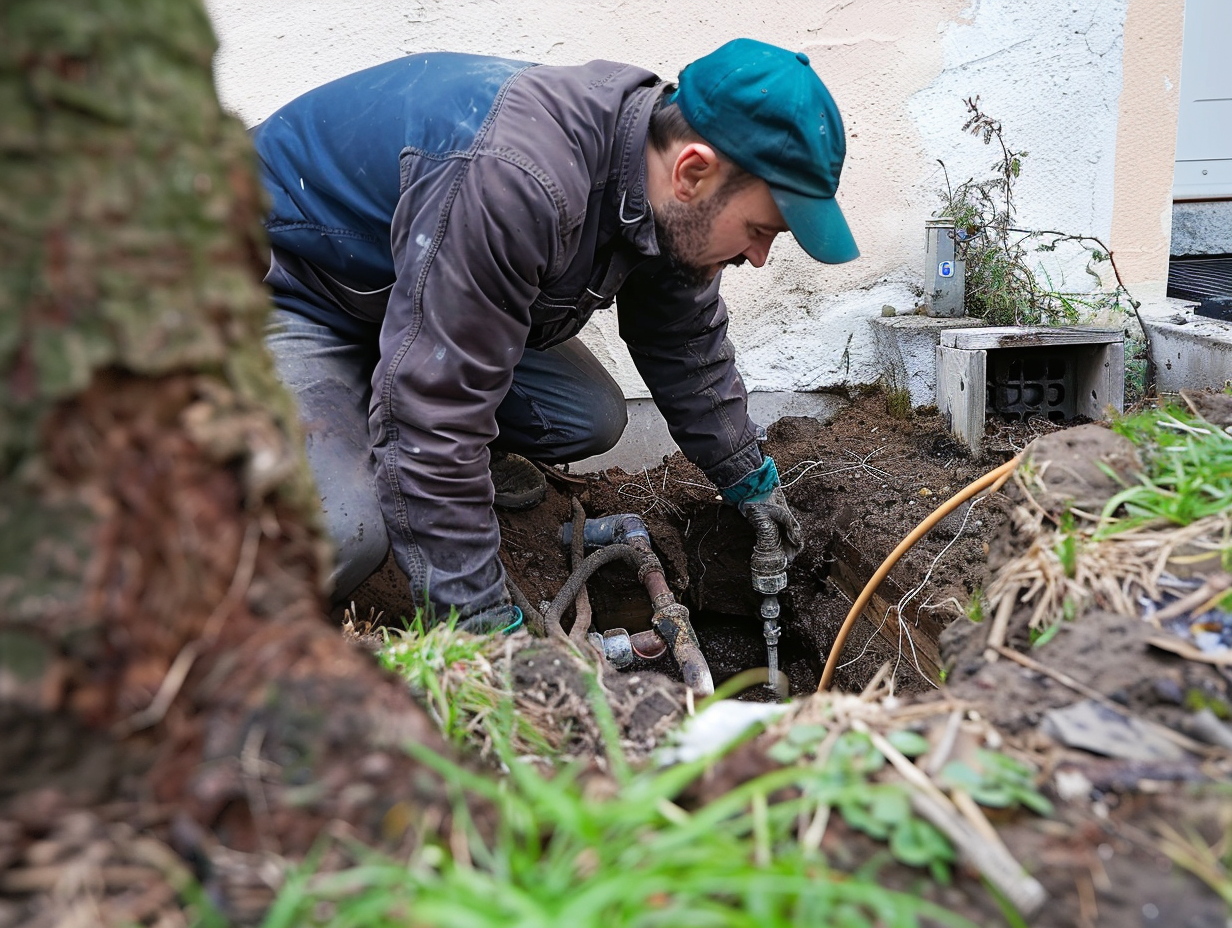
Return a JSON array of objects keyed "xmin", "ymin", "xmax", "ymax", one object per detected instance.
[
  {"xmin": 1110, "ymin": 0, "xmax": 1185, "ymax": 290},
  {"xmin": 775, "ymin": 0, "xmax": 969, "ymax": 293}
]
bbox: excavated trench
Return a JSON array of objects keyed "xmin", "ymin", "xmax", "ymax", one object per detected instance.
[
  {"xmin": 353, "ymin": 398, "xmax": 1011, "ymax": 698},
  {"xmin": 573, "ymin": 515, "xmax": 946, "ymax": 700},
  {"xmin": 524, "ymin": 403, "xmax": 1019, "ymax": 700}
]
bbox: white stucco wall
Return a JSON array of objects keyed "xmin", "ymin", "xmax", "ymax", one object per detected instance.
[
  {"xmin": 205, "ymin": 0, "xmax": 1177, "ymax": 400},
  {"xmin": 909, "ymin": 0, "xmax": 1128, "ymax": 295}
]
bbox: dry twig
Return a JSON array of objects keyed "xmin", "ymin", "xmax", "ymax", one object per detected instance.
[
  {"xmin": 986, "ymin": 509, "xmax": 1232, "ymax": 637},
  {"xmin": 567, "ymin": 497, "xmax": 594, "ymax": 644}
]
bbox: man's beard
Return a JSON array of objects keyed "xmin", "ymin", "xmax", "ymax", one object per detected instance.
[{"xmin": 654, "ymin": 195, "xmax": 746, "ymax": 289}]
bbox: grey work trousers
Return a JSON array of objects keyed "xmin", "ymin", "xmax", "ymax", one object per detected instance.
[{"xmin": 264, "ymin": 276, "xmax": 627, "ymax": 602}]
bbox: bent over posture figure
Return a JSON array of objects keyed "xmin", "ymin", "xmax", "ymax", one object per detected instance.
[{"xmin": 253, "ymin": 38, "xmax": 859, "ymax": 630}]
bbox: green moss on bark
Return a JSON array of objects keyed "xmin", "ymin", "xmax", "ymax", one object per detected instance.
[{"xmin": 0, "ymin": 0, "xmax": 317, "ymax": 520}]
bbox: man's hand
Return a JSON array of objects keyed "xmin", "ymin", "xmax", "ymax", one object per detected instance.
[{"xmin": 720, "ymin": 457, "xmax": 803, "ymax": 562}]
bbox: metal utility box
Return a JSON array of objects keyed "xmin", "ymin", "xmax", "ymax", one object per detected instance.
[
  {"xmin": 936, "ymin": 327, "xmax": 1125, "ymax": 459},
  {"xmin": 923, "ymin": 219, "xmax": 965, "ymax": 317}
]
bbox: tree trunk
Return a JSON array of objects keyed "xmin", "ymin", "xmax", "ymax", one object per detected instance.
[{"xmin": 0, "ymin": 3, "xmax": 448, "ymax": 923}]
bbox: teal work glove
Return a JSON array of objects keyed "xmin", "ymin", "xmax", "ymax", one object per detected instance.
[
  {"xmin": 720, "ymin": 457, "xmax": 804, "ymax": 563},
  {"xmin": 458, "ymin": 603, "xmax": 524, "ymax": 635}
]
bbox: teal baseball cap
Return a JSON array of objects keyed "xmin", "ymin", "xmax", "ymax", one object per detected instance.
[{"xmin": 672, "ymin": 38, "xmax": 859, "ymax": 264}]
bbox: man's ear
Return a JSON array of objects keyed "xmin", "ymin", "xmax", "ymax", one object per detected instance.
[{"xmin": 671, "ymin": 142, "xmax": 722, "ymax": 202}]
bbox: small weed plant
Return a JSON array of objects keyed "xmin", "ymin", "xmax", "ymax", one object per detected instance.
[
  {"xmin": 1155, "ymin": 802, "xmax": 1232, "ymax": 913},
  {"xmin": 1097, "ymin": 407, "xmax": 1232, "ymax": 536},
  {"xmin": 936, "ymin": 96, "xmax": 1135, "ymax": 329},
  {"xmin": 938, "ymin": 750, "xmax": 1055, "ymax": 818},
  {"xmin": 771, "ymin": 725, "xmax": 956, "ymax": 882},
  {"xmin": 964, "ymin": 590, "xmax": 987, "ymax": 625}
]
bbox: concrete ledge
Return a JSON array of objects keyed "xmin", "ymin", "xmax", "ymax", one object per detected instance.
[
  {"xmin": 869, "ymin": 315, "xmax": 988, "ymax": 408},
  {"xmin": 1141, "ymin": 300, "xmax": 1232, "ymax": 395},
  {"xmin": 573, "ymin": 391, "xmax": 848, "ymax": 475}
]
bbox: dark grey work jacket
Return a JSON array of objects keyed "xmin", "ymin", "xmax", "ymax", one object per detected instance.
[{"xmin": 254, "ymin": 53, "xmax": 763, "ymax": 615}]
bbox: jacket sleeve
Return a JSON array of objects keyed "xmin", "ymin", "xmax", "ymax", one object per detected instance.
[
  {"xmin": 616, "ymin": 262, "xmax": 763, "ymax": 490},
  {"xmin": 370, "ymin": 153, "xmax": 559, "ymax": 617}
]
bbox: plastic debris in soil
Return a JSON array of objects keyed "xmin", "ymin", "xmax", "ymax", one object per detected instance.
[{"xmin": 1139, "ymin": 572, "xmax": 1232, "ymax": 657}]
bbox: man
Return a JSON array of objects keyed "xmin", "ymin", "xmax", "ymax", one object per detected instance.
[{"xmin": 253, "ymin": 38, "xmax": 858, "ymax": 631}]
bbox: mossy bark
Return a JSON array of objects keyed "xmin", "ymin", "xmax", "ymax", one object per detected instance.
[{"xmin": 0, "ymin": 3, "xmax": 449, "ymax": 922}]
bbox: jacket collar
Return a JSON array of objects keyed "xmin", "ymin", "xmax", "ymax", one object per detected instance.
[{"xmin": 608, "ymin": 83, "xmax": 667, "ymax": 257}]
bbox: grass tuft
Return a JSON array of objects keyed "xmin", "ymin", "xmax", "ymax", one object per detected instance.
[
  {"xmin": 261, "ymin": 728, "xmax": 980, "ymax": 928},
  {"xmin": 1098, "ymin": 407, "xmax": 1232, "ymax": 537},
  {"xmin": 378, "ymin": 613, "xmax": 555, "ymax": 758},
  {"xmin": 988, "ymin": 404, "xmax": 1232, "ymax": 635}
]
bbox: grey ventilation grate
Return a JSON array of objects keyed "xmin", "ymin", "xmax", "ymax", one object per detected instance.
[{"xmin": 987, "ymin": 350, "xmax": 1073, "ymax": 423}]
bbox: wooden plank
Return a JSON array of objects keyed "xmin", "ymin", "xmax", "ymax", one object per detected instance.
[
  {"xmin": 936, "ymin": 345, "xmax": 987, "ymax": 460},
  {"xmin": 829, "ymin": 533, "xmax": 944, "ymax": 685},
  {"xmin": 940, "ymin": 326, "xmax": 1123, "ymax": 350},
  {"xmin": 1076, "ymin": 341, "xmax": 1125, "ymax": 419}
]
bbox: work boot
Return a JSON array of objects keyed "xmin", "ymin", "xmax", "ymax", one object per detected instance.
[{"xmin": 490, "ymin": 451, "xmax": 546, "ymax": 511}]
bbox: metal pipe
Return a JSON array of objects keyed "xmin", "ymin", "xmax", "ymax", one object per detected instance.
[
  {"xmin": 560, "ymin": 512, "xmax": 650, "ymax": 548},
  {"xmin": 561, "ymin": 514, "xmax": 714, "ymax": 695},
  {"xmin": 760, "ymin": 595, "xmax": 786, "ymax": 701},
  {"xmin": 629, "ymin": 629, "xmax": 667, "ymax": 659},
  {"xmin": 583, "ymin": 626, "xmax": 667, "ymax": 664},
  {"xmin": 747, "ymin": 510, "xmax": 790, "ymax": 699},
  {"xmin": 747, "ymin": 510, "xmax": 787, "ymax": 598}
]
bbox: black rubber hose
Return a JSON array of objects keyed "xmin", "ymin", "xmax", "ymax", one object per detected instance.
[
  {"xmin": 544, "ymin": 543, "xmax": 642, "ymax": 628},
  {"xmin": 508, "ymin": 544, "xmax": 643, "ymax": 639},
  {"xmin": 507, "ymin": 578, "xmax": 546, "ymax": 637}
]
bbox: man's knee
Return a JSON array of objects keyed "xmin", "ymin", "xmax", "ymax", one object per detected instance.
[
  {"xmin": 497, "ymin": 340, "xmax": 629, "ymax": 462},
  {"xmin": 537, "ymin": 376, "xmax": 627, "ymax": 461},
  {"xmin": 577, "ymin": 384, "xmax": 627, "ymax": 457}
]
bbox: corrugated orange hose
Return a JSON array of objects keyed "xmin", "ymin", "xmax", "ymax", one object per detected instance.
[{"xmin": 817, "ymin": 455, "xmax": 1021, "ymax": 691}]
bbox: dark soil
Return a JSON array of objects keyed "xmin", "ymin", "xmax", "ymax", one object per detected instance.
[
  {"xmin": 501, "ymin": 392, "xmax": 1035, "ymax": 697},
  {"xmin": 351, "ymin": 391, "xmax": 1022, "ymax": 695}
]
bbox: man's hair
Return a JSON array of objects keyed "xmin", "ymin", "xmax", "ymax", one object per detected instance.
[{"xmin": 649, "ymin": 89, "xmax": 757, "ymax": 197}]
